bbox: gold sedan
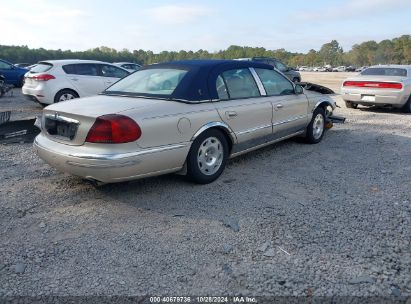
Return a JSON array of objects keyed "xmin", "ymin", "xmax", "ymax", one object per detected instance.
[{"xmin": 34, "ymin": 60, "xmax": 336, "ymax": 184}]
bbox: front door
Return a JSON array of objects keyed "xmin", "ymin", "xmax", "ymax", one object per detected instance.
[{"xmin": 253, "ymin": 68, "xmax": 309, "ymax": 138}]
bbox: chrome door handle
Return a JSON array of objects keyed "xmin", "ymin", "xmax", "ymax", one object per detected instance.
[
  {"xmin": 70, "ymin": 78, "xmax": 78, "ymax": 81},
  {"xmin": 276, "ymin": 104, "xmax": 284, "ymax": 109},
  {"xmin": 226, "ymin": 111, "xmax": 238, "ymax": 118}
]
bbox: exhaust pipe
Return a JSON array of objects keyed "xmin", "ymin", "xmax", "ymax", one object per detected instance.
[
  {"xmin": 325, "ymin": 115, "xmax": 346, "ymax": 130},
  {"xmin": 328, "ymin": 115, "xmax": 346, "ymax": 124}
]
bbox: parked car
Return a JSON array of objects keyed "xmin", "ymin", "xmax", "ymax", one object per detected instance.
[
  {"xmin": 332, "ymin": 66, "xmax": 346, "ymax": 72},
  {"xmin": 0, "ymin": 59, "xmax": 29, "ymax": 87},
  {"xmin": 341, "ymin": 65, "xmax": 411, "ymax": 113},
  {"xmin": 113, "ymin": 62, "xmax": 141, "ymax": 73},
  {"xmin": 299, "ymin": 66, "xmax": 309, "ymax": 71},
  {"xmin": 34, "ymin": 60, "xmax": 336, "ymax": 184},
  {"xmin": 355, "ymin": 66, "xmax": 368, "ymax": 72},
  {"xmin": 345, "ymin": 66, "xmax": 357, "ymax": 72},
  {"xmin": 237, "ymin": 57, "xmax": 301, "ymax": 82},
  {"xmin": 22, "ymin": 60, "xmax": 130, "ymax": 106},
  {"xmin": 313, "ymin": 67, "xmax": 327, "ymax": 72}
]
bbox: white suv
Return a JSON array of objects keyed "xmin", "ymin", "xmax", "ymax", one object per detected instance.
[{"xmin": 22, "ymin": 59, "xmax": 130, "ymax": 105}]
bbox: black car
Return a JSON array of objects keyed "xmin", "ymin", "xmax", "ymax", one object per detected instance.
[{"xmin": 237, "ymin": 57, "xmax": 301, "ymax": 83}]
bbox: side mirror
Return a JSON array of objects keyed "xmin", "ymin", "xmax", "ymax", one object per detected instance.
[{"xmin": 295, "ymin": 84, "xmax": 303, "ymax": 94}]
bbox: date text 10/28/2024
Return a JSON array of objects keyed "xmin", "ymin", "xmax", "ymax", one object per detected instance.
[{"xmin": 149, "ymin": 296, "xmax": 257, "ymax": 303}]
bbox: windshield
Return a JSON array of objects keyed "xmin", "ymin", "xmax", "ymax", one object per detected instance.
[
  {"xmin": 361, "ymin": 68, "xmax": 407, "ymax": 77},
  {"xmin": 105, "ymin": 68, "xmax": 188, "ymax": 97},
  {"xmin": 30, "ymin": 63, "xmax": 53, "ymax": 73}
]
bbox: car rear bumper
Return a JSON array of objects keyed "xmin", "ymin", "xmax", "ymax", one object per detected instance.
[
  {"xmin": 33, "ymin": 133, "xmax": 190, "ymax": 183},
  {"xmin": 341, "ymin": 88, "xmax": 409, "ymax": 107},
  {"xmin": 22, "ymin": 86, "xmax": 54, "ymax": 104}
]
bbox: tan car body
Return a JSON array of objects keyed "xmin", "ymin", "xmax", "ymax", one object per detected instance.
[{"xmin": 34, "ymin": 64, "xmax": 336, "ymax": 183}]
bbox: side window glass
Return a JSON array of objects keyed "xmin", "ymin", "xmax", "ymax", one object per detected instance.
[
  {"xmin": 216, "ymin": 75, "xmax": 229, "ymax": 100},
  {"xmin": 221, "ymin": 68, "xmax": 260, "ymax": 99},
  {"xmin": 62, "ymin": 64, "xmax": 76, "ymax": 74},
  {"xmin": 75, "ymin": 64, "xmax": 98, "ymax": 76},
  {"xmin": 101, "ymin": 65, "xmax": 129, "ymax": 78},
  {"xmin": 255, "ymin": 68, "xmax": 294, "ymax": 96},
  {"xmin": 0, "ymin": 61, "xmax": 12, "ymax": 69},
  {"xmin": 275, "ymin": 61, "xmax": 287, "ymax": 72}
]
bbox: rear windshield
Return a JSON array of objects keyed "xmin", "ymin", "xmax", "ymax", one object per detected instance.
[
  {"xmin": 105, "ymin": 68, "xmax": 188, "ymax": 97},
  {"xmin": 361, "ymin": 68, "xmax": 407, "ymax": 77},
  {"xmin": 30, "ymin": 63, "xmax": 53, "ymax": 73}
]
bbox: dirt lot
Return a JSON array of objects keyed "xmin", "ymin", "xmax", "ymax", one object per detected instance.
[{"xmin": 0, "ymin": 73, "xmax": 410, "ymax": 300}]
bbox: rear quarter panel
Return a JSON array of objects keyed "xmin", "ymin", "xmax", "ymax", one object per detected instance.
[{"xmin": 121, "ymin": 102, "xmax": 226, "ymax": 148}]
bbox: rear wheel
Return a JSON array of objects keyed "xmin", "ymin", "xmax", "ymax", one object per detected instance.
[
  {"xmin": 402, "ymin": 96, "xmax": 411, "ymax": 113},
  {"xmin": 305, "ymin": 108, "xmax": 326, "ymax": 144},
  {"xmin": 186, "ymin": 129, "xmax": 228, "ymax": 184},
  {"xmin": 345, "ymin": 100, "xmax": 358, "ymax": 109},
  {"xmin": 292, "ymin": 77, "xmax": 300, "ymax": 83},
  {"xmin": 54, "ymin": 89, "xmax": 79, "ymax": 103},
  {"xmin": 17, "ymin": 76, "xmax": 25, "ymax": 88}
]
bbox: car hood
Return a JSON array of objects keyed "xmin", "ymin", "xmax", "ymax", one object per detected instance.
[{"xmin": 44, "ymin": 94, "xmax": 168, "ymax": 117}]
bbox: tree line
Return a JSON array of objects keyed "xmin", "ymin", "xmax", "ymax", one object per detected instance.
[{"xmin": 1, "ymin": 35, "xmax": 410, "ymax": 67}]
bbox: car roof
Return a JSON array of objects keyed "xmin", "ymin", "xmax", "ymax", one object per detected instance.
[
  {"xmin": 365, "ymin": 65, "xmax": 411, "ymax": 75},
  {"xmin": 140, "ymin": 59, "xmax": 273, "ymax": 101},
  {"xmin": 367, "ymin": 64, "xmax": 411, "ymax": 70},
  {"xmin": 114, "ymin": 62, "xmax": 140, "ymax": 65},
  {"xmin": 38, "ymin": 59, "xmax": 112, "ymax": 65}
]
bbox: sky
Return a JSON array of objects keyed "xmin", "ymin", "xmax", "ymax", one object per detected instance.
[{"xmin": 2, "ymin": 0, "xmax": 411, "ymax": 53}]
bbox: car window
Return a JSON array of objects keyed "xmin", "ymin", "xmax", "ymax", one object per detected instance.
[
  {"xmin": 255, "ymin": 68, "xmax": 294, "ymax": 95},
  {"xmin": 62, "ymin": 64, "xmax": 98, "ymax": 76},
  {"xmin": 101, "ymin": 65, "xmax": 129, "ymax": 78},
  {"xmin": 274, "ymin": 61, "xmax": 288, "ymax": 72},
  {"xmin": 221, "ymin": 68, "xmax": 260, "ymax": 99},
  {"xmin": 0, "ymin": 61, "xmax": 12, "ymax": 70},
  {"xmin": 216, "ymin": 75, "xmax": 229, "ymax": 100},
  {"xmin": 361, "ymin": 68, "xmax": 407, "ymax": 77},
  {"xmin": 31, "ymin": 63, "xmax": 53, "ymax": 73},
  {"xmin": 105, "ymin": 68, "xmax": 187, "ymax": 96}
]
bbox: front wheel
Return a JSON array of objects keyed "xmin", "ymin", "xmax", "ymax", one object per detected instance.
[
  {"xmin": 305, "ymin": 108, "xmax": 326, "ymax": 144},
  {"xmin": 186, "ymin": 129, "xmax": 229, "ymax": 184}
]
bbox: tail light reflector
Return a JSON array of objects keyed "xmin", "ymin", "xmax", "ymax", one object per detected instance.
[
  {"xmin": 32, "ymin": 74, "xmax": 56, "ymax": 81},
  {"xmin": 343, "ymin": 81, "xmax": 402, "ymax": 89},
  {"xmin": 85, "ymin": 114, "xmax": 141, "ymax": 144}
]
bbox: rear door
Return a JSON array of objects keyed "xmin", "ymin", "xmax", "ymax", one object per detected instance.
[
  {"xmin": 254, "ymin": 68, "xmax": 309, "ymax": 137},
  {"xmin": 63, "ymin": 63, "xmax": 106, "ymax": 97},
  {"xmin": 213, "ymin": 68, "xmax": 272, "ymax": 145},
  {"xmin": 99, "ymin": 64, "xmax": 130, "ymax": 89}
]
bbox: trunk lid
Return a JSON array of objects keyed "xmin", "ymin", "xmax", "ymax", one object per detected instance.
[{"xmin": 42, "ymin": 94, "xmax": 167, "ymax": 145}]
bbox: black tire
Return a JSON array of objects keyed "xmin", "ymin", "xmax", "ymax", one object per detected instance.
[
  {"xmin": 305, "ymin": 107, "xmax": 326, "ymax": 144},
  {"xmin": 402, "ymin": 96, "xmax": 411, "ymax": 113},
  {"xmin": 292, "ymin": 77, "xmax": 300, "ymax": 83},
  {"xmin": 186, "ymin": 129, "xmax": 229, "ymax": 184},
  {"xmin": 345, "ymin": 100, "xmax": 358, "ymax": 109},
  {"xmin": 16, "ymin": 76, "xmax": 24, "ymax": 88},
  {"xmin": 54, "ymin": 89, "xmax": 79, "ymax": 103}
]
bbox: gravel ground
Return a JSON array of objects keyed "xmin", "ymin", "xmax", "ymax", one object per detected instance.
[{"xmin": 0, "ymin": 74, "xmax": 410, "ymax": 300}]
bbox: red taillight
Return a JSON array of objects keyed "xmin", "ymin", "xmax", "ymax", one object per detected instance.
[
  {"xmin": 85, "ymin": 114, "xmax": 142, "ymax": 144},
  {"xmin": 343, "ymin": 81, "xmax": 402, "ymax": 89},
  {"xmin": 32, "ymin": 74, "xmax": 56, "ymax": 81}
]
